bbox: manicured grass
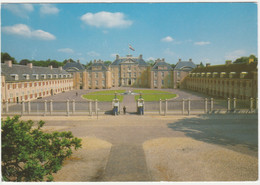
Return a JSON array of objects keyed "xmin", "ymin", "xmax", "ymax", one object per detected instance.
[
  {"xmin": 82, "ymin": 90, "xmax": 125, "ymax": 102},
  {"xmin": 133, "ymin": 89, "xmax": 177, "ymax": 101}
]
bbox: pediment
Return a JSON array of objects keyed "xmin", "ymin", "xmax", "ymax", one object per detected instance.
[{"xmin": 121, "ymin": 59, "xmax": 136, "ymax": 64}]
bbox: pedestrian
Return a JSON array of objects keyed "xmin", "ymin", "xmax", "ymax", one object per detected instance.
[
  {"xmin": 76, "ymin": 92, "xmax": 78, "ymax": 96},
  {"xmin": 123, "ymin": 106, "xmax": 126, "ymax": 114}
]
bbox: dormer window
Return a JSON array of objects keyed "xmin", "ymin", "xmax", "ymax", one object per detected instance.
[
  {"xmin": 23, "ymin": 74, "xmax": 30, "ymax": 80},
  {"xmin": 240, "ymin": 72, "xmax": 248, "ymax": 79},
  {"xmin": 220, "ymin": 72, "xmax": 226, "ymax": 78},
  {"xmin": 41, "ymin": 74, "xmax": 46, "ymax": 79},
  {"xmin": 10, "ymin": 74, "xmax": 19, "ymax": 81},
  {"xmin": 54, "ymin": 74, "xmax": 58, "ymax": 78},
  {"xmin": 59, "ymin": 74, "xmax": 63, "ymax": 78},
  {"xmin": 229, "ymin": 72, "xmax": 236, "ymax": 78},
  {"xmin": 212, "ymin": 72, "xmax": 218, "ymax": 78},
  {"xmin": 196, "ymin": 73, "xmax": 200, "ymax": 77},
  {"xmin": 201, "ymin": 73, "xmax": 205, "ymax": 77},
  {"xmin": 33, "ymin": 74, "xmax": 39, "ymax": 79},
  {"xmin": 206, "ymin": 72, "xmax": 211, "ymax": 77},
  {"xmin": 48, "ymin": 74, "xmax": 52, "ymax": 79}
]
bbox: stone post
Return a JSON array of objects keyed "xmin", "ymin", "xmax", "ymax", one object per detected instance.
[
  {"xmin": 188, "ymin": 99, "xmax": 191, "ymax": 115},
  {"xmin": 28, "ymin": 101, "xmax": 31, "ymax": 114},
  {"xmin": 250, "ymin": 98, "xmax": 254, "ymax": 112},
  {"xmin": 89, "ymin": 101, "xmax": 92, "ymax": 116},
  {"xmin": 227, "ymin": 98, "xmax": 230, "ymax": 112},
  {"xmin": 164, "ymin": 99, "xmax": 168, "ymax": 116},
  {"xmin": 204, "ymin": 98, "xmax": 208, "ymax": 113},
  {"xmin": 210, "ymin": 98, "xmax": 214, "ymax": 112},
  {"xmin": 233, "ymin": 98, "xmax": 236, "ymax": 110},
  {"xmin": 6, "ymin": 100, "xmax": 9, "ymax": 114},
  {"xmin": 95, "ymin": 99, "xmax": 98, "ymax": 115},
  {"xmin": 72, "ymin": 99, "xmax": 75, "ymax": 114},
  {"xmin": 159, "ymin": 99, "xmax": 162, "ymax": 115},
  {"xmin": 21, "ymin": 100, "xmax": 25, "ymax": 116},
  {"xmin": 50, "ymin": 100, "xmax": 53, "ymax": 115},
  {"xmin": 66, "ymin": 99, "xmax": 69, "ymax": 116},
  {"xmin": 44, "ymin": 100, "xmax": 47, "ymax": 116},
  {"xmin": 182, "ymin": 98, "xmax": 185, "ymax": 115}
]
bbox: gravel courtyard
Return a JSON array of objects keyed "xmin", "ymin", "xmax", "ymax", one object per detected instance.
[{"xmin": 17, "ymin": 113, "xmax": 258, "ymax": 182}]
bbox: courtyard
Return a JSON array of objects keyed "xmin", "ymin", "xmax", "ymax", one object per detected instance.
[{"xmin": 13, "ymin": 113, "xmax": 258, "ymax": 182}]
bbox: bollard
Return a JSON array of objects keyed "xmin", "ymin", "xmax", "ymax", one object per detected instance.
[
  {"xmin": 188, "ymin": 99, "xmax": 191, "ymax": 115},
  {"xmin": 227, "ymin": 98, "xmax": 230, "ymax": 112},
  {"xmin": 204, "ymin": 98, "xmax": 208, "ymax": 113},
  {"xmin": 250, "ymin": 98, "xmax": 254, "ymax": 112},
  {"xmin": 89, "ymin": 101, "xmax": 92, "ymax": 116},
  {"xmin": 210, "ymin": 98, "xmax": 214, "ymax": 112},
  {"xmin": 233, "ymin": 98, "xmax": 236, "ymax": 110},
  {"xmin": 6, "ymin": 100, "xmax": 9, "ymax": 114},
  {"xmin": 159, "ymin": 99, "xmax": 162, "ymax": 115},
  {"xmin": 182, "ymin": 98, "xmax": 185, "ymax": 115},
  {"xmin": 66, "ymin": 99, "xmax": 69, "ymax": 116},
  {"xmin": 72, "ymin": 99, "xmax": 75, "ymax": 114},
  {"xmin": 44, "ymin": 100, "xmax": 47, "ymax": 116},
  {"xmin": 95, "ymin": 99, "xmax": 98, "ymax": 115},
  {"xmin": 22, "ymin": 100, "xmax": 25, "ymax": 116},
  {"xmin": 50, "ymin": 100, "xmax": 53, "ymax": 115},
  {"xmin": 28, "ymin": 101, "xmax": 31, "ymax": 114}
]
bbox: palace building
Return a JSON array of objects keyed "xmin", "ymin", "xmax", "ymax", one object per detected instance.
[
  {"xmin": 1, "ymin": 60, "xmax": 73, "ymax": 103},
  {"xmin": 181, "ymin": 59, "xmax": 258, "ymax": 99},
  {"xmin": 69, "ymin": 54, "xmax": 196, "ymax": 90}
]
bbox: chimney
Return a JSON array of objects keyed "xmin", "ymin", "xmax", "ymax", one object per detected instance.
[
  {"xmin": 196, "ymin": 64, "xmax": 200, "ymax": 68},
  {"xmin": 5, "ymin": 60, "xmax": 12, "ymax": 67},
  {"xmin": 178, "ymin": 59, "xmax": 181, "ymax": 62},
  {"xmin": 225, "ymin": 60, "xmax": 232, "ymax": 65},
  {"xmin": 49, "ymin": 65, "xmax": 53, "ymax": 70},
  {"xmin": 59, "ymin": 66, "xmax": 63, "ymax": 71},
  {"xmin": 27, "ymin": 63, "xmax": 33, "ymax": 69},
  {"xmin": 189, "ymin": 59, "xmax": 192, "ymax": 62},
  {"xmin": 206, "ymin": 63, "xmax": 211, "ymax": 67},
  {"xmin": 116, "ymin": 55, "xmax": 119, "ymax": 60},
  {"xmin": 162, "ymin": 58, "xmax": 165, "ymax": 62},
  {"xmin": 139, "ymin": 54, "xmax": 143, "ymax": 59},
  {"xmin": 94, "ymin": 60, "xmax": 96, "ymax": 63},
  {"xmin": 77, "ymin": 60, "xmax": 80, "ymax": 63}
]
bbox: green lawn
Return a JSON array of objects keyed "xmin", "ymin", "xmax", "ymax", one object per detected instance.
[
  {"xmin": 82, "ymin": 90, "xmax": 125, "ymax": 102},
  {"xmin": 133, "ymin": 89, "xmax": 177, "ymax": 101}
]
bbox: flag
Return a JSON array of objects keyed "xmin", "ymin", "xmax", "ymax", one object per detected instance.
[{"xmin": 129, "ymin": 44, "xmax": 135, "ymax": 51}]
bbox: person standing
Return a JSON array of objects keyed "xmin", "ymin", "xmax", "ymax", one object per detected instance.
[{"xmin": 123, "ymin": 106, "xmax": 126, "ymax": 115}]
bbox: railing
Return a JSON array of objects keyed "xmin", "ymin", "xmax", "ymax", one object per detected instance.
[{"xmin": 1, "ymin": 98, "xmax": 258, "ymax": 116}]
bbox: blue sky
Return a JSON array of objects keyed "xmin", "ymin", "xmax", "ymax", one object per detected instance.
[{"xmin": 1, "ymin": 3, "xmax": 258, "ymax": 65}]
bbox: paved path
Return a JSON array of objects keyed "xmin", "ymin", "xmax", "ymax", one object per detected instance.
[{"xmin": 121, "ymin": 95, "xmax": 136, "ymax": 113}]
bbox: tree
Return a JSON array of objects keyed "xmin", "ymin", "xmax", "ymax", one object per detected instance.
[
  {"xmin": 19, "ymin": 59, "xmax": 31, "ymax": 65},
  {"xmin": 233, "ymin": 55, "xmax": 258, "ymax": 64},
  {"xmin": 199, "ymin": 62, "xmax": 204, "ymax": 67},
  {"xmin": 104, "ymin": 61, "xmax": 112, "ymax": 66},
  {"xmin": 2, "ymin": 116, "xmax": 82, "ymax": 182},
  {"xmin": 147, "ymin": 60, "xmax": 155, "ymax": 66},
  {"xmin": 1, "ymin": 52, "xmax": 17, "ymax": 64}
]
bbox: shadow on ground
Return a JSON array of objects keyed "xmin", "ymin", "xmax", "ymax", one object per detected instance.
[{"xmin": 167, "ymin": 114, "xmax": 258, "ymax": 156}]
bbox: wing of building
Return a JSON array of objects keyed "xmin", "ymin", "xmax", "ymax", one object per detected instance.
[{"xmin": 1, "ymin": 61, "xmax": 73, "ymax": 103}]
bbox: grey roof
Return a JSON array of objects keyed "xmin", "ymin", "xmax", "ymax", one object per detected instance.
[
  {"xmin": 1, "ymin": 64, "xmax": 70, "ymax": 82},
  {"xmin": 111, "ymin": 56, "xmax": 149, "ymax": 66},
  {"xmin": 63, "ymin": 61, "xmax": 85, "ymax": 71},
  {"xmin": 152, "ymin": 60, "xmax": 173, "ymax": 71},
  {"xmin": 87, "ymin": 61, "xmax": 108, "ymax": 71},
  {"xmin": 174, "ymin": 60, "xmax": 196, "ymax": 71}
]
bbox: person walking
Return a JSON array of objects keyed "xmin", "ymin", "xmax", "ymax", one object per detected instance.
[{"xmin": 123, "ymin": 106, "xmax": 126, "ymax": 115}]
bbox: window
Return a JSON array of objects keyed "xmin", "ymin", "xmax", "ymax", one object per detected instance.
[
  {"xmin": 177, "ymin": 71, "xmax": 180, "ymax": 78},
  {"xmin": 102, "ymin": 80, "xmax": 105, "ymax": 86},
  {"xmin": 102, "ymin": 72, "xmax": 105, "ymax": 78},
  {"xmin": 154, "ymin": 80, "xmax": 157, "ymax": 86},
  {"xmin": 128, "ymin": 72, "xmax": 131, "ymax": 78},
  {"xmin": 162, "ymin": 80, "xmax": 164, "ymax": 85},
  {"xmin": 154, "ymin": 72, "xmax": 157, "ymax": 78},
  {"xmin": 128, "ymin": 66, "xmax": 131, "ymax": 70},
  {"xmin": 134, "ymin": 72, "xmax": 136, "ymax": 77},
  {"xmin": 95, "ymin": 73, "xmax": 98, "ymax": 78},
  {"xmin": 95, "ymin": 80, "xmax": 98, "ymax": 85},
  {"xmin": 161, "ymin": 72, "xmax": 164, "ymax": 77},
  {"xmin": 41, "ymin": 74, "xmax": 46, "ymax": 79}
]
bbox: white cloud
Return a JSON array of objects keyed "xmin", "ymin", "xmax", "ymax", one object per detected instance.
[
  {"xmin": 87, "ymin": 51, "xmax": 100, "ymax": 57},
  {"xmin": 161, "ymin": 36, "xmax": 174, "ymax": 42},
  {"xmin": 40, "ymin": 4, "xmax": 59, "ymax": 15},
  {"xmin": 147, "ymin": 57, "xmax": 155, "ymax": 61},
  {"xmin": 58, "ymin": 48, "xmax": 74, "ymax": 54},
  {"xmin": 225, "ymin": 50, "xmax": 247, "ymax": 60},
  {"xmin": 3, "ymin": 4, "xmax": 34, "ymax": 18},
  {"xmin": 81, "ymin": 11, "xmax": 133, "ymax": 28},
  {"xmin": 194, "ymin": 41, "xmax": 211, "ymax": 46},
  {"xmin": 2, "ymin": 24, "xmax": 56, "ymax": 40}
]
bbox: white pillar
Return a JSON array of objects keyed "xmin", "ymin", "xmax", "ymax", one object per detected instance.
[
  {"xmin": 44, "ymin": 100, "xmax": 47, "ymax": 116},
  {"xmin": 250, "ymin": 98, "xmax": 254, "ymax": 112},
  {"xmin": 50, "ymin": 100, "xmax": 53, "ymax": 115},
  {"xmin": 182, "ymin": 98, "xmax": 185, "ymax": 115},
  {"xmin": 227, "ymin": 98, "xmax": 230, "ymax": 112},
  {"xmin": 28, "ymin": 101, "xmax": 31, "ymax": 114},
  {"xmin": 6, "ymin": 100, "xmax": 9, "ymax": 114},
  {"xmin": 188, "ymin": 99, "xmax": 191, "ymax": 115},
  {"xmin": 95, "ymin": 99, "xmax": 98, "ymax": 115},
  {"xmin": 22, "ymin": 99, "xmax": 25, "ymax": 116},
  {"xmin": 233, "ymin": 98, "xmax": 236, "ymax": 110},
  {"xmin": 204, "ymin": 98, "xmax": 208, "ymax": 113},
  {"xmin": 159, "ymin": 99, "xmax": 162, "ymax": 115},
  {"xmin": 210, "ymin": 98, "xmax": 214, "ymax": 112},
  {"xmin": 66, "ymin": 99, "xmax": 69, "ymax": 116},
  {"xmin": 72, "ymin": 99, "xmax": 75, "ymax": 114},
  {"xmin": 89, "ymin": 101, "xmax": 92, "ymax": 116}
]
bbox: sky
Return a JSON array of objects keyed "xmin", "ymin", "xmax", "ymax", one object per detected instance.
[{"xmin": 1, "ymin": 2, "xmax": 258, "ymax": 65}]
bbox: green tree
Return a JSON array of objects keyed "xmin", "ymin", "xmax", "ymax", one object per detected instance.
[
  {"xmin": 104, "ymin": 61, "xmax": 112, "ymax": 66},
  {"xmin": 1, "ymin": 52, "xmax": 17, "ymax": 64},
  {"xmin": 233, "ymin": 55, "xmax": 258, "ymax": 64},
  {"xmin": 19, "ymin": 59, "xmax": 31, "ymax": 65},
  {"xmin": 147, "ymin": 60, "xmax": 155, "ymax": 66},
  {"xmin": 2, "ymin": 116, "xmax": 82, "ymax": 182},
  {"xmin": 199, "ymin": 62, "xmax": 204, "ymax": 67}
]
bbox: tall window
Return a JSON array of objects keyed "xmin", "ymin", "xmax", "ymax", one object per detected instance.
[{"xmin": 95, "ymin": 73, "xmax": 98, "ymax": 78}]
